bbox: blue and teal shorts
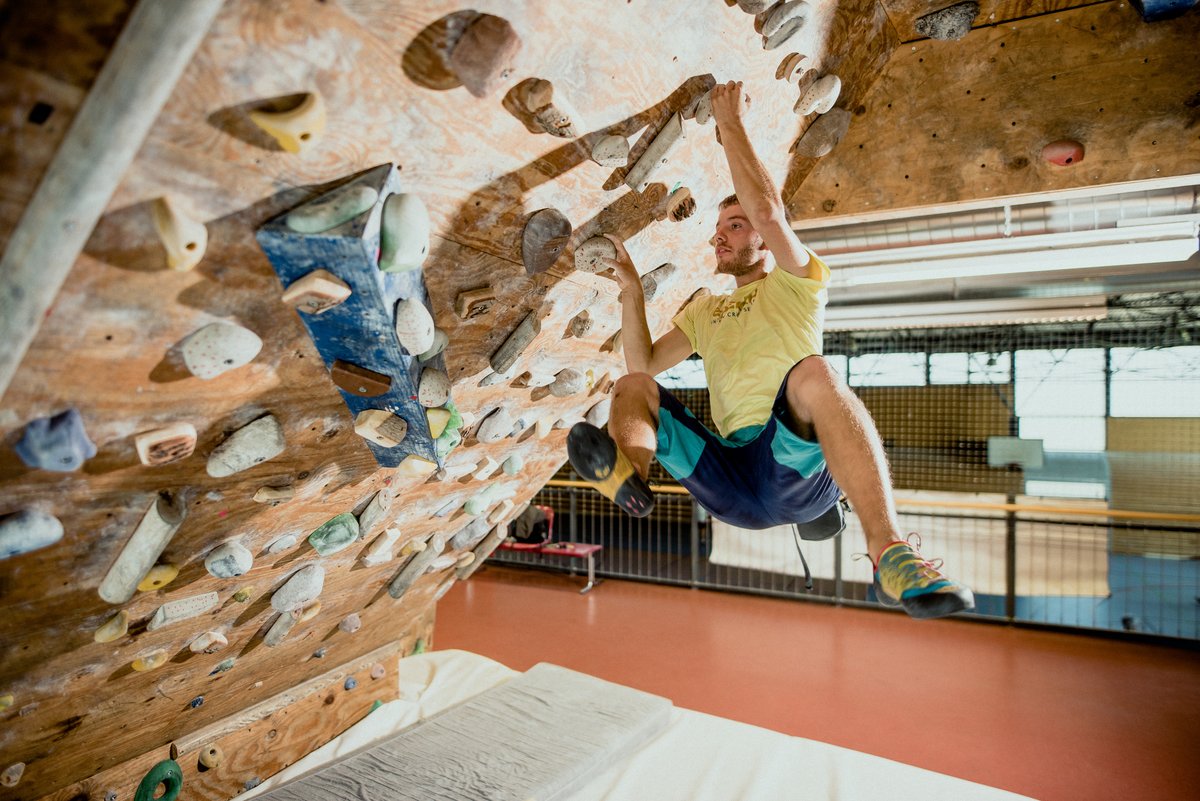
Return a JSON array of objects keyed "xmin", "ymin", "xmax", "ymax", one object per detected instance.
[{"xmin": 653, "ymin": 362, "xmax": 842, "ymax": 530}]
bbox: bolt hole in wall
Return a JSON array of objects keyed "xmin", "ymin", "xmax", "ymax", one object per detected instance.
[{"xmin": 519, "ymin": 309, "xmax": 1200, "ymax": 641}]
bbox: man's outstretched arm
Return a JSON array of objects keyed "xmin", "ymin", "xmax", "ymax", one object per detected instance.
[
  {"xmin": 599, "ymin": 234, "xmax": 694, "ymax": 376},
  {"xmin": 710, "ymin": 81, "xmax": 820, "ymax": 280}
]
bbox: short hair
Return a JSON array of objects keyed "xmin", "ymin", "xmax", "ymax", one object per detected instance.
[{"xmin": 718, "ymin": 193, "xmax": 740, "ymax": 210}]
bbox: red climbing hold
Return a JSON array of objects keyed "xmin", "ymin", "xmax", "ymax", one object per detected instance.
[{"xmin": 1042, "ymin": 140, "xmax": 1085, "ymax": 166}]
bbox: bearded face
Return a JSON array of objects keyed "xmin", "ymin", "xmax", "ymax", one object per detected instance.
[
  {"xmin": 711, "ymin": 203, "xmax": 768, "ymax": 279},
  {"xmin": 716, "ymin": 243, "xmax": 766, "ymax": 276}
]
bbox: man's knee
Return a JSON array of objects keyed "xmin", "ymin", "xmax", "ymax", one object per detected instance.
[
  {"xmin": 613, "ymin": 372, "xmax": 660, "ymax": 406},
  {"xmin": 785, "ymin": 356, "xmax": 840, "ymax": 416}
]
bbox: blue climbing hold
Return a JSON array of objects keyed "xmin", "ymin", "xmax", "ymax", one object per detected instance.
[
  {"xmin": 189, "ymin": 696, "xmax": 204, "ymax": 709},
  {"xmin": 344, "ymin": 677, "xmax": 357, "ymax": 691},
  {"xmin": 14, "ymin": 408, "xmax": 96, "ymax": 472}
]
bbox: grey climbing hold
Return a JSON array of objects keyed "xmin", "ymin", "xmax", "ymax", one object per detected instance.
[
  {"xmin": 308, "ymin": 513, "xmax": 360, "ymax": 556},
  {"xmin": 266, "ymin": 532, "xmax": 300, "ymax": 554},
  {"xmin": 98, "ymin": 493, "xmax": 187, "ymax": 605},
  {"xmin": 792, "ymin": 107, "xmax": 852, "ymax": 158},
  {"xmin": 285, "ymin": 184, "xmax": 379, "ymax": 234},
  {"xmin": 762, "ymin": 1, "xmax": 811, "ymax": 50},
  {"xmin": 418, "ymin": 328, "xmax": 449, "ymax": 363},
  {"xmin": 450, "ymin": 517, "xmax": 492, "ymax": 550},
  {"xmin": 418, "ymin": 367, "xmax": 451, "ymax": 408},
  {"xmin": 210, "ymin": 657, "xmax": 235, "ymax": 674},
  {"xmin": 522, "ymin": 208, "xmax": 572, "ymax": 275},
  {"xmin": 340, "ymin": 613, "xmax": 362, "ymax": 633},
  {"xmin": 915, "ymin": 2, "xmax": 979, "ymax": 41},
  {"xmin": 549, "ymin": 368, "xmax": 586, "ymax": 397},
  {"xmin": 0, "ymin": 509, "xmax": 63, "ymax": 560},
  {"xmin": 379, "ymin": 193, "xmax": 430, "ymax": 273},
  {"xmin": 204, "ymin": 542, "xmax": 253, "ymax": 578},
  {"xmin": 388, "ymin": 533, "xmax": 448, "ymax": 599},
  {"xmin": 590, "ymin": 134, "xmax": 630, "ymax": 167},
  {"xmin": 394, "ymin": 297, "xmax": 436, "ymax": 355},
  {"xmin": 344, "ymin": 677, "xmax": 358, "ymax": 691},
  {"xmin": 737, "ymin": 0, "xmax": 772, "ymax": 12},
  {"xmin": 206, "ymin": 415, "xmax": 285, "ymax": 477},
  {"xmin": 189, "ymin": 631, "xmax": 228, "ymax": 653},
  {"xmin": 180, "ymin": 322, "xmax": 263, "ymax": 380},
  {"xmin": 641, "ymin": 262, "xmax": 679, "ymax": 302},
  {"xmin": 272, "ymin": 564, "xmax": 325, "ymax": 612},
  {"xmin": 575, "ymin": 236, "xmax": 617, "ymax": 274},
  {"xmin": 566, "ymin": 310, "xmax": 593, "ymax": 338},
  {"xmin": 477, "ymin": 408, "xmax": 514, "ymax": 443},
  {"xmin": 625, "ymin": 113, "xmax": 685, "ymax": 192},
  {"xmin": 264, "ymin": 611, "xmax": 297, "ymax": 647},
  {"xmin": 148, "ymin": 592, "xmax": 219, "ymax": 631},
  {"xmin": 490, "ymin": 312, "xmax": 540, "ymax": 374},
  {"xmin": 448, "ymin": 13, "xmax": 522, "ymax": 98},
  {"xmin": 358, "ymin": 489, "xmax": 396, "ymax": 538},
  {"xmin": 14, "ymin": 409, "xmax": 96, "ymax": 472},
  {"xmin": 586, "ymin": 398, "xmax": 612, "ymax": 428}
]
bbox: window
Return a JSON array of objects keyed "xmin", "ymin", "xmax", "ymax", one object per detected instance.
[
  {"xmin": 848, "ymin": 352, "xmax": 926, "ymax": 387},
  {"xmin": 1110, "ymin": 346, "xmax": 1200, "ymax": 417}
]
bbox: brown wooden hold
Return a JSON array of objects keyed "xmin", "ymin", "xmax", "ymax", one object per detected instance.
[
  {"xmin": 455, "ymin": 286, "xmax": 496, "ymax": 319},
  {"xmin": 657, "ymin": 187, "xmax": 695, "ymax": 222},
  {"xmin": 448, "ymin": 14, "xmax": 522, "ymax": 98},
  {"xmin": 134, "ymin": 423, "xmax": 197, "ymax": 466},
  {"xmin": 281, "ymin": 269, "xmax": 352, "ymax": 315},
  {"xmin": 330, "ymin": 361, "xmax": 392, "ymax": 397},
  {"xmin": 522, "ymin": 208, "xmax": 572, "ymax": 275}
]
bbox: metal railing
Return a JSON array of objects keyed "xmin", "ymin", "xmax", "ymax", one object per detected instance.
[{"xmin": 489, "ymin": 482, "xmax": 1200, "ymax": 643}]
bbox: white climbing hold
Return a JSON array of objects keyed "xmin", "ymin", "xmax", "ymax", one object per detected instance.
[
  {"xmin": 586, "ymin": 398, "xmax": 612, "ymax": 427},
  {"xmin": 473, "ymin": 455, "xmax": 500, "ymax": 480},
  {"xmin": 281, "ymin": 269, "xmax": 352, "ymax": 315},
  {"xmin": 426, "ymin": 553, "xmax": 457, "ymax": 572},
  {"xmin": 207, "ymin": 415, "xmax": 285, "ymax": 477},
  {"xmin": 249, "ymin": 92, "xmax": 326, "ymax": 154},
  {"xmin": 181, "ymin": 322, "xmax": 263, "ymax": 380},
  {"xmin": 394, "ymin": 297, "xmax": 436, "ymax": 355},
  {"xmin": 418, "ymin": 328, "xmax": 449, "ymax": 363},
  {"xmin": 205, "ymin": 542, "xmax": 253, "ymax": 579},
  {"xmin": 379, "ymin": 193, "xmax": 430, "ymax": 273},
  {"xmin": 98, "ymin": 493, "xmax": 186, "ymax": 605},
  {"xmin": 418, "ymin": 368, "xmax": 451, "ymax": 408},
  {"xmin": 1, "ymin": 762, "xmax": 25, "ymax": 788},
  {"xmin": 363, "ymin": 527, "xmax": 402, "ymax": 566},
  {"xmin": 264, "ymin": 611, "xmax": 298, "ymax": 647},
  {"xmin": 575, "ymin": 236, "xmax": 617, "ymax": 274},
  {"xmin": 795, "ymin": 74, "xmax": 842, "ymax": 116},
  {"xmin": 591, "ymin": 134, "xmax": 630, "ymax": 167},
  {"xmin": 476, "ymin": 408, "xmax": 513, "ymax": 443},
  {"xmin": 502, "ymin": 454, "xmax": 524, "ymax": 475},
  {"xmin": 625, "ymin": 113, "xmax": 685, "ymax": 192},
  {"xmin": 151, "ymin": 196, "xmax": 207, "ymax": 272},
  {"xmin": 253, "ymin": 485, "xmax": 294, "ymax": 504},
  {"xmin": 693, "ymin": 93, "xmax": 713, "ymax": 125},
  {"xmin": 0, "ymin": 509, "xmax": 63, "ymax": 560},
  {"xmin": 358, "ymin": 489, "xmax": 396, "ymax": 538},
  {"xmin": 354, "ymin": 409, "xmax": 409, "ymax": 448},
  {"xmin": 549, "ymin": 368, "xmax": 586, "ymax": 397},
  {"xmin": 131, "ymin": 648, "xmax": 168, "ymax": 672},
  {"xmin": 271, "ymin": 564, "xmax": 324, "ymax": 612},
  {"xmin": 134, "ymin": 423, "xmax": 197, "ymax": 466},
  {"xmin": 190, "ymin": 630, "xmax": 229, "ymax": 654},
  {"xmin": 641, "ymin": 262, "xmax": 679, "ymax": 302},
  {"xmin": 266, "ymin": 532, "xmax": 300, "ymax": 554},
  {"xmin": 285, "ymin": 184, "xmax": 378, "ymax": 234},
  {"xmin": 147, "ymin": 591, "xmax": 219, "ymax": 631},
  {"xmin": 535, "ymin": 416, "xmax": 554, "ymax": 439}
]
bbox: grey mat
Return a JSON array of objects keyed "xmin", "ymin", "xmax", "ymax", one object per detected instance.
[{"xmin": 256, "ymin": 662, "xmax": 673, "ymax": 801}]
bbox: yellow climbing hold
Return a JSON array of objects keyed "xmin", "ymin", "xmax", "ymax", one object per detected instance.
[
  {"xmin": 198, "ymin": 744, "xmax": 224, "ymax": 769},
  {"xmin": 94, "ymin": 610, "xmax": 130, "ymax": 643},
  {"xmin": 298, "ymin": 601, "xmax": 322, "ymax": 622},
  {"xmin": 232, "ymin": 586, "xmax": 255, "ymax": 603},
  {"xmin": 248, "ymin": 92, "xmax": 326, "ymax": 154},
  {"xmin": 0, "ymin": 694, "xmax": 12, "ymax": 712},
  {"xmin": 137, "ymin": 564, "xmax": 179, "ymax": 592},
  {"xmin": 131, "ymin": 648, "xmax": 169, "ymax": 672}
]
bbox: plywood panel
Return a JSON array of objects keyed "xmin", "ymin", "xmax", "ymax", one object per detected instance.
[{"xmin": 787, "ymin": 1, "xmax": 1200, "ymax": 220}]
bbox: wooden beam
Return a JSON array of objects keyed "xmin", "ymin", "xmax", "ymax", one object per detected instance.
[{"xmin": 0, "ymin": 0, "xmax": 225, "ymax": 400}]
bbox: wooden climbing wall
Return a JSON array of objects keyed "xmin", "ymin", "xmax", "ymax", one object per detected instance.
[
  {"xmin": 787, "ymin": 1, "xmax": 1200, "ymax": 219},
  {"xmin": 0, "ymin": 1, "xmax": 854, "ymax": 798}
]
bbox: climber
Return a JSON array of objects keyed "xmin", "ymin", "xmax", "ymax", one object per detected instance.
[{"xmin": 567, "ymin": 81, "xmax": 974, "ymax": 620}]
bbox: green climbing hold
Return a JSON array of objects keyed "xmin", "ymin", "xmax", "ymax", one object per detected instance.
[
  {"xmin": 412, "ymin": 638, "xmax": 425, "ymax": 655},
  {"xmin": 135, "ymin": 759, "xmax": 182, "ymax": 801},
  {"xmin": 370, "ymin": 699, "xmax": 384, "ymax": 713},
  {"xmin": 307, "ymin": 513, "xmax": 360, "ymax": 556}
]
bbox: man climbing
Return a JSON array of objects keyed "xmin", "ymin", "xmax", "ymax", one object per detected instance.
[{"xmin": 567, "ymin": 81, "xmax": 975, "ymax": 620}]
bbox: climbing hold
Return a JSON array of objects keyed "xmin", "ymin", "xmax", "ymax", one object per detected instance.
[
  {"xmin": 575, "ymin": 236, "xmax": 617, "ymax": 274},
  {"xmin": 1, "ymin": 763, "xmax": 24, "ymax": 788},
  {"xmin": 762, "ymin": 0, "xmax": 811, "ymax": 50},
  {"xmin": 426, "ymin": 407, "xmax": 453, "ymax": 439},
  {"xmin": 206, "ymin": 415, "xmax": 285, "ymax": 477},
  {"xmin": 502, "ymin": 454, "xmax": 524, "ymax": 475},
  {"xmin": 131, "ymin": 648, "xmax": 169, "ymax": 672},
  {"xmin": 450, "ymin": 517, "xmax": 492, "ymax": 550},
  {"xmin": 287, "ymin": 183, "xmax": 378, "ymax": 235},
  {"xmin": 473, "ymin": 455, "xmax": 500, "ymax": 480},
  {"xmin": 464, "ymin": 484, "xmax": 515, "ymax": 517},
  {"xmin": 535, "ymin": 416, "xmax": 554, "ymax": 439},
  {"xmin": 388, "ymin": 532, "xmax": 448, "ymax": 598},
  {"xmin": 204, "ymin": 542, "xmax": 253, "ymax": 579},
  {"xmin": 792, "ymin": 107, "xmax": 852, "ymax": 158},
  {"xmin": 642, "ymin": 262, "xmax": 679, "ymax": 302},
  {"xmin": 370, "ymin": 662, "xmax": 385, "ymax": 679},
  {"xmin": 152, "ymin": 196, "xmax": 207, "ymax": 272},
  {"xmin": 133, "ymin": 759, "xmax": 182, "ymax": 801},
  {"xmin": 454, "ymin": 286, "xmax": 494, "ymax": 320},
  {"xmin": 313, "ymin": 647, "xmax": 327, "ymax": 659},
  {"xmin": 522, "ymin": 208, "xmax": 572, "ymax": 276},
  {"xmin": 520, "ymin": 78, "xmax": 555, "ymax": 113},
  {"xmin": 0, "ymin": 509, "xmax": 64, "ymax": 560},
  {"xmin": 189, "ymin": 631, "xmax": 228, "ymax": 654},
  {"xmin": 99, "ymin": 493, "xmax": 186, "ymax": 605},
  {"xmin": 245, "ymin": 778, "xmax": 263, "ymax": 791},
  {"xmin": 413, "ymin": 638, "xmax": 426, "ymax": 654},
  {"xmin": 189, "ymin": 696, "xmax": 204, "ymax": 709},
  {"xmin": 232, "ymin": 586, "xmax": 254, "ymax": 603},
  {"xmin": 477, "ymin": 408, "xmax": 514, "ymax": 443},
  {"xmin": 456, "ymin": 551, "xmax": 477, "ymax": 569},
  {"xmin": 379, "ymin": 193, "xmax": 431, "ymax": 273},
  {"xmin": 272, "ymin": 564, "xmax": 325, "ymax": 612},
  {"xmin": 340, "ymin": 613, "xmax": 363, "ymax": 633},
  {"xmin": 254, "ymin": 485, "xmax": 295, "ymax": 504},
  {"xmin": 94, "ymin": 610, "xmax": 130, "ymax": 643},
  {"xmin": 794, "ymin": 74, "xmax": 841, "ymax": 116},
  {"xmin": 137, "ymin": 563, "xmax": 179, "ymax": 592},
  {"xmin": 490, "ymin": 312, "xmax": 540, "ymax": 374},
  {"xmin": 625, "ymin": 112, "xmax": 685, "ymax": 192},
  {"xmin": 363, "ymin": 527, "xmax": 401, "ymax": 566},
  {"xmin": 249, "ymin": 92, "xmax": 325, "ymax": 154},
  {"xmin": 210, "ymin": 658, "xmax": 235, "ymax": 675},
  {"xmin": 198, "ymin": 745, "xmax": 224, "ymax": 769},
  {"xmin": 331, "ymin": 360, "xmax": 392, "ymax": 397},
  {"xmin": 266, "ymin": 532, "xmax": 300, "ymax": 554},
  {"xmin": 14, "ymin": 408, "xmax": 96, "ymax": 472},
  {"xmin": 566, "ymin": 310, "xmax": 593, "ymax": 339},
  {"xmin": 426, "ymin": 552, "xmax": 457, "ymax": 572},
  {"xmin": 533, "ymin": 104, "xmax": 577, "ymax": 138},
  {"xmin": 401, "ymin": 539, "xmax": 429, "ymax": 557},
  {"xmin": 659, "ymin": 188, "xmax": 696, "ymax": 222},
  {"xmin": 418, "ymin": 328, "xmax": 449, "ymax": 362},
  {"xmin": 264, "ymin": 611, "xmax": 298, "ymax": 647},
  {"xmin": 586, "ymin": 398, "xmax": 612, "ymax": 428},
  {"xmin": 783, "ymin": 53, "xmax": 813, "ymax": 85},
  {"xmin": 394, "ymin": 297, "xmax": 436, "ymax": 355},
  {"xmin": 344, "ymin": 676, "xmax": 358, "ymax": 691},
  {"xmin": 180, "ymin": 322, "xmax": 263, "ymax": 380},
  {"xmin": 590, "ymin": 134, "xmax": 630, "ymax": 168},
  {"xmin": 736, "ymin": 0, "xmax": 772, "ymax": 12},
  {"xmin": 149, "ymin": 592, "xmax": 219, "ymax": 631},
  {"xmin": 487, "ymin": 499, "xmax": 515, "ymax": 526},
  {"xmin": 281, "ymin": 269, "xmax": 352, "ymax": 315},
  {"xmin": 915, "ymin": 1, "xmax": 979, "ymax": 40},
  {"xmin": 297, "ymin": 601, "xmax": 322, "ymax": 622},
  {"xmin": 396, "ymin": 454, "xmax": 438, "ymax": 478},
  {"xmin": 358, "ymin": 488, "xmax": 396, "ymax": 538},
  {"xmin": 1042, "ymin": 139, "xmax": 1085, "ymax": 166},
  {"xmin": 449, "ymin": 13, "xmax": 522, "ymax": 98},
  {"xmin": 692, "ymin": 93, "xmax": 713, "ymax": 126},
  {"xmin": 307, "ymin": 513, "xmax": 360, "ymax": 557},
  {"xmin": 549, "ymin": 368, "xmax": 586, "ymax": 397},
  {"xmin": 134, "ymin": 423, "xmax": 198, "ymax": 467},
  {"xmin": 354, "ymin": 409, "xmax": 409, "ymax": 448}
]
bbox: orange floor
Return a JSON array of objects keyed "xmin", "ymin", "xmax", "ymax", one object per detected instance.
[{"xmin": 436, "ymin": 565, "xmax": 1200, "ymax": 801}]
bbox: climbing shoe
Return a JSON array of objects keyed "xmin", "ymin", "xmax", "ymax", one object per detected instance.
[
  {"xmin": 567, "ymin": 423, "xmax": 654, "ymax": 518},
  {"xmin": 873, "ymin": 538, "xmax": 975, "ymax": 620}
]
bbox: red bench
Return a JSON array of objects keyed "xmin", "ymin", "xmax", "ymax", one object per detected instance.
[{"xmin": 498, "ymin": 506, "xmax": 603, "ymax": 594}]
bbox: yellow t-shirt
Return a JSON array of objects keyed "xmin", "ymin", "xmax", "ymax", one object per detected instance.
[{"xmin": 672, "ymin": 254, "xmax": 829, "ymax": 437}]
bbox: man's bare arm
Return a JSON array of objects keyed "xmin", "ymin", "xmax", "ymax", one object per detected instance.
[{"xmin": 709, "ymin": 81, "xmax": 821, "ymax": 281}]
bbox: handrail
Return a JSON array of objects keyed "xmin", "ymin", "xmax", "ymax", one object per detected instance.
[{"xmin": 542, "ymin": 479, "xmax": 1200, "ymax": 524}]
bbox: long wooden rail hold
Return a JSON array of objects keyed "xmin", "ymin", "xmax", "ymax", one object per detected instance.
[{"xmin": 544, "ymin": 479, "xmax": 1200, "ymax": 524}]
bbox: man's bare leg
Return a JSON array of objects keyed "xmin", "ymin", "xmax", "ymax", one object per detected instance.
[{"xmin": 607, "ymin": 373, "xmax": 660, "ymax": 479}]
